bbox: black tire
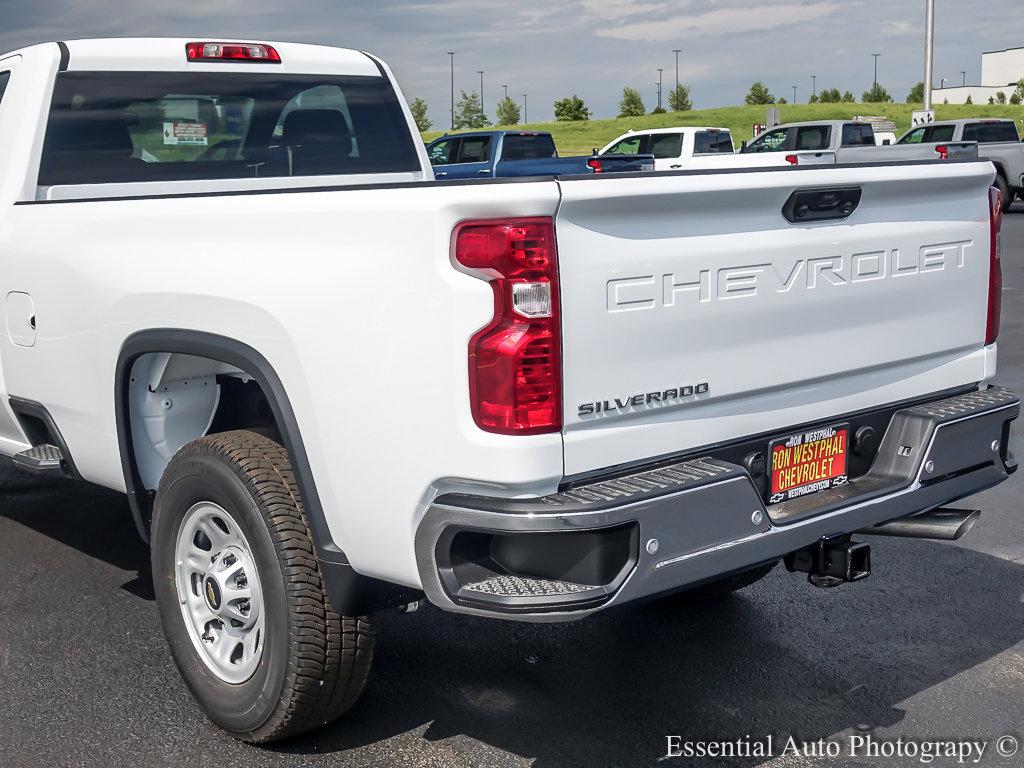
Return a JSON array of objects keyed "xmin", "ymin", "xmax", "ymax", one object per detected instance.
[
  {"xmin": 151, "ymin": 430, "xmax": 374, "ymax": 743},
  {"xmin": 667, "ymin": 562, "xmax": 778, "ymax": 602},
  {"xmin": 994, "ymin": 176, "xmax": 1010, "ymax": 210}
]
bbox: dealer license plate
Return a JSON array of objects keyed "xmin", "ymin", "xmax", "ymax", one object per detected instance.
[{"xmin": 768, "ymin": 423, "xmax": 849, "ymax": 504}]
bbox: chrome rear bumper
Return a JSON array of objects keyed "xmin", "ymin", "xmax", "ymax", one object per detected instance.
[{"xmin": 415, "ymin": 387, "xmax": 1019, "ymax": 621}]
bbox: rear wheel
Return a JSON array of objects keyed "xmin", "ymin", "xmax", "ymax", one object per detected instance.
[{"xmin": 151, "ymin": 430, "xmax": 374, "ymax": 743}]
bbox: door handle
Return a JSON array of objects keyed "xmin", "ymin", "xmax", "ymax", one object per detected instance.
[
  {"xmin": 435, "ymin": 172, "xmax": 448, "ymax": 177},
  {"xmin": 783, "ymin": 187, "xmax": 862, "ymax": 223},
  {"xmin": 478, "ymin": 169, "xmax": 492, "ymax": 175},
  {"xmin": 670, "ymin": 164, "xmax": 682, "ymax": 169}
]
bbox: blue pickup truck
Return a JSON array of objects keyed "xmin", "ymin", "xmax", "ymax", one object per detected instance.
[{"xmin": 425, "ymin": 131, "xmax": 654, "ymax": 179}]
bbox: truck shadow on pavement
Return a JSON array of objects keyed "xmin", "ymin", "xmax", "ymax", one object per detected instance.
[
  {"xmin": 280, "ymin": 538, "xmax": 1024, "ymax": 766},
  {"xmin": 2, "ymin": 461, "xmax": 1023, "ymax": 767}
]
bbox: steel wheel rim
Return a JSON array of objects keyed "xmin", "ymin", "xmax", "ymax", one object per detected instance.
[{"xmin": 174, "ymin": 501, "xmax": 266, "ymax": 684}]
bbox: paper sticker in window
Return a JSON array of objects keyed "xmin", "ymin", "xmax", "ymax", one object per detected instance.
[{"xmin": 163, "ymin": 121, "xmax": 209, "ymax": 146}]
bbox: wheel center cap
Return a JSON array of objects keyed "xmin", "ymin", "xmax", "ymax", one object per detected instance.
[{"xmin": 204, "ymin": 576, "xmax": 222, "ymax": 612}]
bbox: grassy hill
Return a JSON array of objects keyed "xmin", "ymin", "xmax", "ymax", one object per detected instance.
[{"xmin": 422, "ymin": 102, "xmax": 1024, "ymax": 155}]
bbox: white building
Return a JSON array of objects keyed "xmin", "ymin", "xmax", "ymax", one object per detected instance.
[{"xmin": 933, "ymin": 46, "xmax": 1024, "ymax": 104}]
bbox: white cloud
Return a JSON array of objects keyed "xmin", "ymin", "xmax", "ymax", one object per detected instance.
[
  {"xmin": 881, "ymin": 19, "xmax": 914, "ymax": 37},
  {"xmin": 595, "ymin": 2, "xmax": 842, "ymax": 41},
  {"xmin": 578, "ymin": 0, "xmax": 671, "ymax": 21}
]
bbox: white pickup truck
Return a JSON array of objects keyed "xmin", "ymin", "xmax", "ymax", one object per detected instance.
[
  {"xmin": 0, "ymin": 38, "xmax": 1018, "ymax": 744},
  {"xmin": 599, "ymin": 126, "xmax": 834, "ymax": 170}
]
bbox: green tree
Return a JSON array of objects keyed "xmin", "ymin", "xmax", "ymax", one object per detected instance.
[
  {"xmin": 744, "ymin": 81, "xmax": 775, "ymax": 105},
  {"xmin": 996, "ymin": 91, "xmax": 1007, "ymax": 105},
  {"xmin": 842, "ymin": 90, "xmax": 856, "ymax": 103},
  {"xmin": 862, "ymin": 83, "xmax": 893, "ymax": 103},
  {"xmin": 906, "ymin": 81, "xmax": 924, "ymax": 103},
  {"xmin": 1011, "ymin": 93, "xmax": 1022, "ymax": 106},
  {"xmin": 989, "ymin": 96, "xmax": 996, "ymax": 105},
  {"xmin": 409, "ymin": 97, "xmax": 432, "ymax": 132},
  {"xmin": 777, "ymin": 97, "xmax": 788, "ymax": 104},
  {"xmin": 553, "ymin": 95, "xmax": 592, "ymax": 122},
  {"xmin": 818, "ymin": 88, "xmax": 842, "ymax": 103},
  {"xmin": 1014, "ymin": 79, "xmax": 1024, "ymax": 102},
  {"xmin": 965, "ymin": 94, "xmax": 973, "ymax": 105},
  {"xmin": 495, "ymin": 96, "xmax": 521, "ymax": 126},
  {"xmin": 453, "ymin": 90, "xmax": 488, "ymax": 130},
  {"xmin": 618, "ymin": 87, "xmax": 646, "ymax": 117},
  {"xmin": 668, "ymin": 83, "xmax": 692, "ymax": 111},
  {"xmin": 808, "ymin": 93, "xmax": 819, "ymax": 104},
  {"xmin": 651, "ymin": 106, "xmax": 667, "ymax": 114}
]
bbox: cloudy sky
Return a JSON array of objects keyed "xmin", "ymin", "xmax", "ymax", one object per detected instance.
[{"xmin": 2, "ymin": 0, "xmax": 1023, "ymax": 124}]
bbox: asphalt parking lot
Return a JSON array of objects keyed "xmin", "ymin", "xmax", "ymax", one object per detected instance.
[{"xmin": 1, "ymin": 203, "xmax": 1022, "ymax": 768}]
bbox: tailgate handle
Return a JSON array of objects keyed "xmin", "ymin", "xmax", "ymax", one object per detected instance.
[{"xmin": 783, "ymin": 186, "xmax": 862, "ymax": 223}]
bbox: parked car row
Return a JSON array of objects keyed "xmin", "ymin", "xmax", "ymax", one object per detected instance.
[{"xmin": 426, "ymin": 118, "xmax": 1022, "ymax": 200}]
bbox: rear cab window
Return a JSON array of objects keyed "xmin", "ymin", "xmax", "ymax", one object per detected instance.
[
  {"xmin": 38, "ymin": 71, "xmax": 421, "ymax": 187},
  {"xmin": 841, "ymin": 123, "xmax": 875, "ymax": 147},
  {"xmin": 0, "ymin": 71, "xmax": 9, "ymax": 103},
  {"xmin": 795, "ymin": 125, "xmax": 831, "ymax": 150},
  {"xmin": 693, "ymin": 131, "xmax": 734, "ymax": 154},
  {"xmin": 648, "ymin": 133, "xmax": 683, "ymax": 159},
  {"xmin": 500, "ymin": 134, "xmax": 557, "ymax": 160},
  {"xmin": 456, "ymin": 136, "xmax": 491, "ymax": 163},
  {"xmin": 962, "ymin": 121, "xmax": 1020, "ymax": 143}
]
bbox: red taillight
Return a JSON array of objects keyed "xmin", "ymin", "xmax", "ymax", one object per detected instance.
[
  {"xmin": 935, "ymin": 145, "xmax": 949, "ymax": 160},
  {"xmin": 185, "ymin": 42, "xmax": 281, "ymax": 63},
  {"xmin": 785, "ymin": 154, "xmax": 799, "ymax": 165},
  {"xmin": 987, "ymin": 186, "xmax": 1003, "ymax": 345},
  {"xmin": 454, "ymin": 218, "xmax": 561, "ymax": 435},
  {"xmin": 587, "ymin": 158, "xmax": 603, "ymax": 173}
]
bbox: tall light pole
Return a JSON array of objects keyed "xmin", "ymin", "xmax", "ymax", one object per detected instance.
[
  {"xmin": 923, "ymin": 0, "xmax": 935, "ymax": 109},
  {"xmin": 961, "ymin": 70, "xmax": 967, "ymax": 86},
  {"xmin": 872, "ymin": 53, "xmax": 881, "ymax": 90},
  {"xmin": 657, "ymin": 68, "xmax": 663, "ymax": 110},
  {"xmin": 446, "ymin": 52, "xmax": 455, "ymax": 130},
  {"xmin": 522, "ymin": 94, "xmax": 527, "ymax": 124},
  {"xmin": 792, "ymin": 85, "xmax": 797, "ymax": 103},
  {"xmin": 502, "ymin": 84, "xmax": 509, "ymax": 100},
  {"xmin": 477, "ymin": 70, "xmax": 484, "ymax": 111},
  {"xmin": 812, "ymin": 75, "xmax": 817, "ymax": 99},
  {"xmin": 672, "ymin": 49, "xmax": 682, "ymax": 91}
]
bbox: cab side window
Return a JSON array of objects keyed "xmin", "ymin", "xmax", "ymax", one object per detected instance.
[
  {"xmin": 899, "ymin": 127, "xmax": 926, "ymax": 144},
  {"xmin": 0, "ymin": 71, "xmax": 10, "ymax": 104},
  {"xmin": 748, "ymin": 128, "xmax": 789, "ymax": 152},
  {"xmin": 607, "ymin": 136, "xmax": 643, "ymax": 155},
  {"xmin": 427, "ymin": 138, "xmax": 457, "ymax": 165}
]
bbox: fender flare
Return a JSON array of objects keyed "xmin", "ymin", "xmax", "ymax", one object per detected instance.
[{"xmin": 115, "ymin": 329, "xmax": 420, "ymax": 613}]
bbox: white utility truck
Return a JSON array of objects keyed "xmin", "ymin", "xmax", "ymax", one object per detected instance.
[{"xmin": 0, "ymin": 39, "xmax": 1017, "ymax": 743}]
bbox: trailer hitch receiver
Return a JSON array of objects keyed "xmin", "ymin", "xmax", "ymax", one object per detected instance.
[{"xmin": 785, "ymin": 538, "xmax": 871, "ymax": 588}]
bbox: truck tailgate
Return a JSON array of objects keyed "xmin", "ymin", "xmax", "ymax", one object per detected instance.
[{"xmin": 555, "ymin": 161, "xmax": 997, "ymax": 476}]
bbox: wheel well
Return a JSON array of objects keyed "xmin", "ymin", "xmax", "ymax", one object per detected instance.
[
  {"xmin": 116, "ymin": 330, "xmax": 422, "ymax": 614},
  {"xmin": 126, "ymin": 351, "xmax": 281, "ymax": 496}
]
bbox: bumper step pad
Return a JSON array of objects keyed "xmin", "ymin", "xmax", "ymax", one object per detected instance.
[
  {"xmin": 463, "ymin": 575, "xmax": 596, "ymax": 598},
  {"xmin": 12, "ymin": 444, "xmax": 67, "ymax": 475}
]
